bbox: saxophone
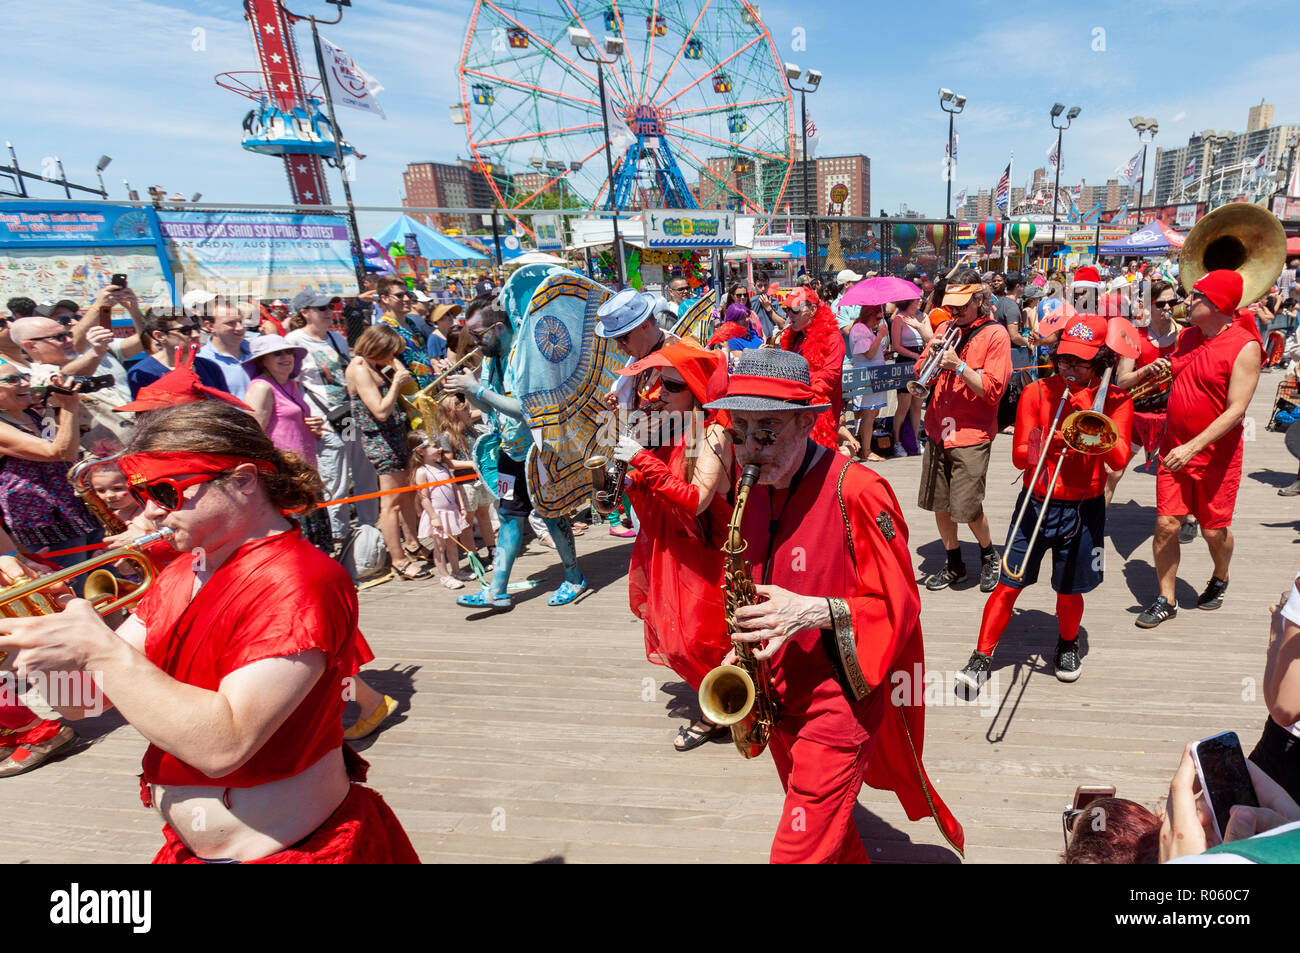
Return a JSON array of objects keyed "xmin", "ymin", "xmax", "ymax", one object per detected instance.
[{"xmin": 697, "ymin": 464, "xmax": 778, "ymax": 758}]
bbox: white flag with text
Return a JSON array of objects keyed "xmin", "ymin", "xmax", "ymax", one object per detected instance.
[{"xmin": 318, "ymin": 35, "xmax": 386, "ymax": 118}]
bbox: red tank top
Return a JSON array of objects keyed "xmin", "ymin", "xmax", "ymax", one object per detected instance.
[
  {"xmin": 1162, "ymin": 323, "xmax": 1258, "ymax": 472},
  {"xmin": 1135, "ymin": 324, "xmax": 1179, "ymax": 369},
  {"xmin": 135, "ymin": 528, "xmax": 369, "ymax": 788}
]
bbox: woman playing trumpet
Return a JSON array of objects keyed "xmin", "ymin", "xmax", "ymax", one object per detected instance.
[
  {"xmin": 606, "ymin": 343, "xmax": 736, "ymax": 751},
  {"xmin": 955, "ymin": 315, "xmax": 1134, "ymax": 699}
]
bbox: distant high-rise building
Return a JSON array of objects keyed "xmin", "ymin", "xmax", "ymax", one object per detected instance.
[
  {"xmin": 1152, "ymin": 102, "xmax": 1297, "ymax": 206},
  {"xmin": 402, "ymin": 159, "xmax": 508, "ymax": 231},
  {"xmin": 1248, "ymin": 100, "xmax": 1274, "ymax": 133}
]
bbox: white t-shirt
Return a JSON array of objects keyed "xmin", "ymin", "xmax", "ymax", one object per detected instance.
[{"xmin": 285, "ymin": 328, "xmax": 350, "ymax": 412}]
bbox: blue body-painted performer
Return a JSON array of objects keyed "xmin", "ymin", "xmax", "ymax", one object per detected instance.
[{"xmin": 443, "ymin": 293, "xmax": 587, "ymax": 609}]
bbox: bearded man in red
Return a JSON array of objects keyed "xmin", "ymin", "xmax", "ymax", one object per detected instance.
[
  {"xmin": 704, "ymin": 348, "xmax": 964, "ymax": 863},
  {"xmin": 0, "ymin": 401, "xmax": 419, "ymax": 863},
  {"xmin": 779, "ymin": 287, "xmax": 844, "ymax": 450},
  {"xmin": 1135, "ymin": 269, "xmax": 1262, "ymax": 627}
]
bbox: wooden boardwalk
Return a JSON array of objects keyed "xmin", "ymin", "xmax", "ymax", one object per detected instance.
[{"xmin": 3, "ymin": 380, "xmax": 1298, "ymax": 864}]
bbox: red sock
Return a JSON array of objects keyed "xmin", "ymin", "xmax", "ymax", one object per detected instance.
[
  {"xmin": 1057, "ymin": 592, "xmax": 1084, "ymax": 641},
  {"xmin": 976, "ymin": 583, "xmax": 1022, "ymax": 656},
  {"xmin": 0, "ymin": 695, "xmax": 38, "ymax": 731}
]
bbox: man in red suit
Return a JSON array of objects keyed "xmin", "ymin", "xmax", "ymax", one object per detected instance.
[
  {"xmin": 705, "ymin": 348, "xmax": 964, "ymax": 863},
  {"xmin": 779, "ymin": 287, "xmax": 845, "ymax": 451},
  {"xmin": 1135, "ymin": 269, "xmax": 1262, "ymax": 627}
]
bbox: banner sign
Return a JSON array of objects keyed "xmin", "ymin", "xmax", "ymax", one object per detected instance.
[
  {"xmin": 643, "ymin": 209, "xmax": 734, "ymax": 248},
  {"xmin": 1062, "ymin": 228, "xmax": 1129, "ymax": 246},
  {"xmin": 156, "ymin": 210, "xmax": 358, "ymax": 299},
  {"xmin": 1272, "ymin": 197, "xmax": 1300, "ymax": 221},
  {"xmin": 842, "ymin": 362, "xmax": 915, "ymax": 398},
  {"xmin": 533, "ymin": 215, "xmax": 563, "ymax": 251},
  {"xmin": 1174, "ymin": 204, "xmax": 1201, "ymax": 228},
  {"xmin": 0, "ymin": 201, "xmax": 173, "ymax": 304}
]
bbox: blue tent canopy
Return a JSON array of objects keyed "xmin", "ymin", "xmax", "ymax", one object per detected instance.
[
  {"xmin": 1098, "ymin": 220, "xmax": 1184, "ymax": 257},
  {"xmin": 371, "ymin": 214, "xmax": 487, "ymax": 263}
]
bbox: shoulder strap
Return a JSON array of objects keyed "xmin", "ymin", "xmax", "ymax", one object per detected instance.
[{"xmin": 956, "ymin": 319, "xmax": 996, "ymax": 358}]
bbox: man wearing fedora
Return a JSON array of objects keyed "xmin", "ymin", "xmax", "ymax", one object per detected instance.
[
  {"xmin": 597, "ymin": 289, "xmax": 682, "ymax": 538},
  {"xmin": 703, "ymin": 348, "xmax": 963, "ymax": 863},
  {"xmin": 915, "ymin": 271, "xmax": 1011, "ymax": 593},
  {"xmin": 287, "ymin": 289, "xmax": 381, "ymax": 545}
]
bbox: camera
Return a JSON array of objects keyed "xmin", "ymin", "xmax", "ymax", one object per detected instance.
[{"xmin": 38, "ymin": 374, "xmax": 118, "ymax": 396}]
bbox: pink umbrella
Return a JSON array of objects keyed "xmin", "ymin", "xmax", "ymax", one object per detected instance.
[{"xmin": 839, "ymin": 276, "xmax": 924, "ymax": 307}]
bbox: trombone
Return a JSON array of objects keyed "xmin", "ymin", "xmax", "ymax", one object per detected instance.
[
  {"xmin": 1001, "ymin": 368, "xmax": 1121, "ymax": 583},
  {"xmin": 908, "ymin": 322, "xmax": 962, "ymax": 398}
]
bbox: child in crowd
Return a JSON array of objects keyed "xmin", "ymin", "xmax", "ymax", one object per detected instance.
[
  {"xmin": 412, "ymin": 438, "xmax": 476, "ymax": 589},
  {"xmin": 431, "ymin": 394, "xmax": 496, "ymax": 566},
  {"xmin": 87, "ymin": 463, "xmax": 178, "ymax": 574}
]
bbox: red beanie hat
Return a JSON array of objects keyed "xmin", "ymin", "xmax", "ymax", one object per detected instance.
[{"xmin": 1192, "ymin": 269, "xmax": 1244, "ymax": 314}]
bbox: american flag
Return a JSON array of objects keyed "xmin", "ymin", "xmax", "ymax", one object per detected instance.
[{"xmin": 994, "ymin": 162, "xmax": 1011, "ymax": 212}]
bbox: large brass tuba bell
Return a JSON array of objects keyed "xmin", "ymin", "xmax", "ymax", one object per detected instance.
[{"xmin": 1179, "ymin": 203, "xmax": 1287, "ymax": 308}]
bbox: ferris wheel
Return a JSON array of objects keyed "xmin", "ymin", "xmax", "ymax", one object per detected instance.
[{"xmin": 457, "ymin": 0, "xmax": 794, "ymax": 231}]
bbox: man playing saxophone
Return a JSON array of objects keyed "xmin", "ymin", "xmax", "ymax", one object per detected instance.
[{"xmin": 702, "ymin": 349, "xmax": 964, "ymax": 863}]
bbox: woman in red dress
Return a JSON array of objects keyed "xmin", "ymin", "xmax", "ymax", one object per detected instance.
[
  {"xmin": 0, "ymin": 401, "xmax": 419, "ymax": 863},
  {"xmin": 609, "ymin": 343, "xmax": 736, "ymax": 752},
  {"xmin": 1110, "ymin": 280, "xmax": 1182, "ymax": 504}
]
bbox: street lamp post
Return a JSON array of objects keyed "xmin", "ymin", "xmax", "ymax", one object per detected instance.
[
  {"xmin": 785, "ymin": 63, "xmax": 821, "ymax": 277},
  {"xmin": 1128, "ymin": 115, "xmax": 1158, "ymax": 222},
  {"xmin": 570, "ymin": 28, "xmax": 627, "ymax": 286},
  {"xmin": 95, "ymin": 155, "xmax": 112, "ymax": 200},
  {"xmin": 1049, "ymin": 103, "xmax": 1081, "ymax": 246},
  {"xmin": 1205, "ymin": 132, "xmax": 1231, "ymax": 208},
  {"xmin": 1279, "ymin": 132, "xmax": 1300, "ymax": 201},
  {"xmin": 940, "ymin": 88, "xmax": 966, "ymax": 267}
]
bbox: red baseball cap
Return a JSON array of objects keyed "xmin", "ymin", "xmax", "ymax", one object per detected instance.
[
  {"xmin": 1192, "ymin": 269, "xmax": 1244, "ymax": 314},
  {"xmin": 1056, "ymin": 314, "xmax": 1108, "ymax": 361}
]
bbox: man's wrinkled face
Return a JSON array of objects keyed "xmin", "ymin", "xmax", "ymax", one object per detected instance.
[{"xmin": 729, "ymin": 410, "xmax": 818, "ymax": 484}]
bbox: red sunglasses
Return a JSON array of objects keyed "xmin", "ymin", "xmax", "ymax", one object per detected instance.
[{"xmin": 128, "ymin": 472, "xmax": 229, "ymax": 511}]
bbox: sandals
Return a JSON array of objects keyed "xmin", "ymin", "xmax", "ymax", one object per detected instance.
[
  {"xmin": 395, "ymin": 560, "xmax": 432, "ymax": 580},
  {"xmin": 547, "ymin": 579, "xmax": 586, "ymax": 606},
  {"xmin": 441, "ymin": 575, "xmax": 465, "ymax": 590},
  {"xmin": 457, "ymin": 588, "xmax": 513, "ymax": 609},
  {"xmin": 0, "ymin": 721, "xmax": 76, "ymax": 778},
  {"xmin": 674, "ymin": 719, "xmax": 728, "ymax": 752},
  {"xmin": 343, "ymin": 694, "xmax": 399, "ymax": 741}
]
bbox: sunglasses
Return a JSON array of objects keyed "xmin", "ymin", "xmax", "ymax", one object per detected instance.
[
  {"xmin": 727, "ymin": 424, "xmax": 781, "ymax": 447},
  {"xmin": 659, "ymin": 378, "xmax": 688, "ymax": 394},
  {"xmin": 165, "ymin": 325, "xmax": 202, "ymax": 336},
  {"xmin": 26, "ymin": 330, "xmax": 74, "ymax": 345},
  {"xmin": 1062, "ymin": 809, "xmax": 1085, "ymax": 847},
  {"xmin": 0, "ymin": 372, "xmax": 31, "ymax": 385},
  {"xmin": 127, "ymin": 471, "xmax": 227, "ymax": 512},
  {"xmin": 1154, "ymin": 299, "xmax": 1177, "ymax": 308}
]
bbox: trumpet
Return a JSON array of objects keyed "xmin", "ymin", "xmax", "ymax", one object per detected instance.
[
  {"xmin": 0, "ymin": 528, "xmax": 174, "ymax": 662},
  {"xmin": 1128, "ymin": 362, "xmax": 1173, "ymax": 406},
  {"xmin": 1002, "ymin": 369, "xmax": 1120, "ymax": 583},
  {"xmin": 908, "ymin": 322, "xmax": 962, "ymax": 398},
  {"xmin": 400, "ymin": 347, "xmax": 484, "ymax": 430}
]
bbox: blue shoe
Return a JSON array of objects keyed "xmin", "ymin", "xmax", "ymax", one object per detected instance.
[
  {"xmin": 547, "ymin": 579, "xmax": 586, "ymax": 606},
  {"xmin": 457, "ymin": 589, "xmax": 512, "ymax": 609}
]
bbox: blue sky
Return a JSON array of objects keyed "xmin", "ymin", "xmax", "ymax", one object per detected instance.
[{"xmin": 4, "ymin": 0, "xmax": 1297, "ymax": 238}]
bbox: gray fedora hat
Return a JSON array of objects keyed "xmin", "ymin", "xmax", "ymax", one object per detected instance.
[
  {"xmin": 704, "ymin": 348, "xmax": 830, "ymax": 413},
  {"xmin": 595, "ymin": 288, "xmax": 656, "ymax": 338}
]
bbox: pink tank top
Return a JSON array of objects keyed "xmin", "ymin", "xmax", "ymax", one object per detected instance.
[{"xmin": 254, "ymin": 374, "xmax": 317, "ymax": 467}]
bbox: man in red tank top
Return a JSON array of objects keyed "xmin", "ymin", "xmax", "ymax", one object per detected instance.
[
  {"xmin": 704, "ymin": 348, "xmax": 963, "ymax": 863},
  {"xmin": 1135, "ymin": 270, "xmax": 1262, "ymax": 628}
]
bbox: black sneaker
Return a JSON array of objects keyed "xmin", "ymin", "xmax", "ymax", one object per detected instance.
[
  {"xmin": 954, "ymin": 651, "xmax": 992, "ymax": 700},
  {"xmin": 1135, "ymin": 596, "xmax": 1178, "ymax": 628},
  {"xmin": 979, "ymin": 551, "xmax": 1001, "ymax": 593},
  {"xmin": 1054, "ymin": 638, "xmax": 1082, "ymax": 682},
  {"xmin": 925, "ymin": 564, "xmax": 967, "ymax": 591},
  {"xmin": 1197, "ymin": 576, "xmax": 1229, "ymax": 610},
  {"xmin": 1178, "ymin": 518, "xmax": 1199, "ymax": 544}
]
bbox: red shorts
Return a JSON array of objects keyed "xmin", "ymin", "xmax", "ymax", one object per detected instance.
[{"xmin": 1156, "ymin": 465, "xmax": 1241, "ymax": 529}]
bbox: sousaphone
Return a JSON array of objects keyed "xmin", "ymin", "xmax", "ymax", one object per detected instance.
[{"xmin": 1179, "ymin": 203, "xmax": 1287, "ymax": 307}]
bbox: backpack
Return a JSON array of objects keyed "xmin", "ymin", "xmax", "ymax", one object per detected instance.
[{"xmin": 338, "ymin": 523, "xmax": 390, "ymax": 582}]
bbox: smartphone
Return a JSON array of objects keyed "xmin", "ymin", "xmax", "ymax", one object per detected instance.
[
  {"xmin": 110, "ymin": 273, "xmax": 127, "ymax": 288},
  {"xmin": 1192, "ymin": 731, "xmax": 1258, "ymax": 841},
  {"xmin": 1072, "ymin": 784, "xmax": 1116, "ymax": 811}
]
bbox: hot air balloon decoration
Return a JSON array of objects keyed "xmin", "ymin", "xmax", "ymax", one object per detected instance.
[
  {"xmin": 976, "ymin": 217, "xmax": 1002, "ymax": 255},
  {"xmin": 925, "ymin": 223, "xmax": 948, "ymax": 257},
  {"xmin": 1008, "ymin": 218, "xmax": 1036, "ymax": 260},
  {"xmin": 894, "ymin": 222, "xmax": 919, "ymax": 261}
]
